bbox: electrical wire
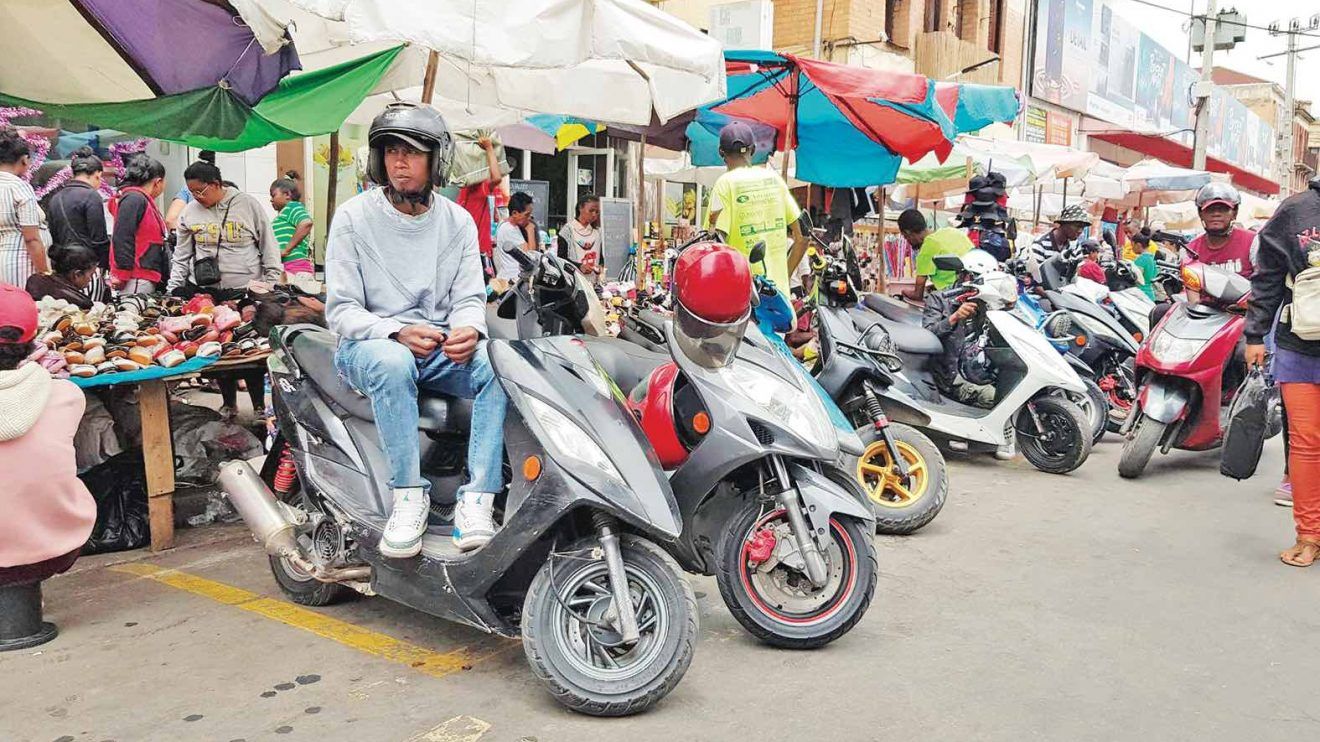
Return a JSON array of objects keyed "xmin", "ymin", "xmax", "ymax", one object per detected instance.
[{"xmin": 1119, "ymin": 0, "xmax": 1320, "ymax": 41}]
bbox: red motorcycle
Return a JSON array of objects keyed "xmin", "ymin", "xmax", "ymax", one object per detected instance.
[{"xmin": 1118, "ymin": 260, "xmax": 1252, "ymax": 478}]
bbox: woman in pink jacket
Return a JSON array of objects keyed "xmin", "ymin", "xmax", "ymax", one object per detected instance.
[{"xmin": 0, "ymin": 283, "xmax": 95, "ymax": 650}]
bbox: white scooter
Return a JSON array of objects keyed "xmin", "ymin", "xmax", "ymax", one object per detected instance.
[{"xmin": 856, "ymin": 251, "xmax": 1093, "ymax": 474}]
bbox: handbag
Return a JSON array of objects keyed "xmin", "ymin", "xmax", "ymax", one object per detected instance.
[{"xmin": 192, "ymin": 203, "xmax": 232, "ymax": 287}]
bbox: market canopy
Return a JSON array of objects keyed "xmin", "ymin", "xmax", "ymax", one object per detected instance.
[
  {"xmin": 1089, "ymin": 130, "xmax": 1279, "ymax": 196},
  {"xmin": 0, "ymin": 0, "xmax": 298, "ymax": 106},
  {"xmin": 0, "ymin": 46, "xmax": 404, "ymax": 153},
  {"xmin": 277, "ymin": 0, "xmax": 727, "ymax": 127}
]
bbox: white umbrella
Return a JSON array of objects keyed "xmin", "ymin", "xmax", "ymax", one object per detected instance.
[{"xmin": 276, "ymin": 0, "xmax": 726, "ymax": 126}]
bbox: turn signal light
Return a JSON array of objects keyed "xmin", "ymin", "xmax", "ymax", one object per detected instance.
[
  {"xmin": 1075, "ymin": 334, "xmax": 1087, "ymax": 347},
  {"xmin": 1133, "ymin": 331, "xmax": 1143, "ymax": 342},
  {"xmin": 1182, "ymin": 266, "xmax": 1202, "ymax": 292},
  {"xmin": 692, "ymin": 411, "xmax": 711, "ymax": 435},
  {"xmin": 522, "ymin": 455, "xmax": 542, "ymax": 481},
  {"xmin": 835, "ymin": 280, "xmax": 848, "ymax": 296}
]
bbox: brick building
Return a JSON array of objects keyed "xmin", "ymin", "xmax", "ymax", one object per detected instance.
[{"xmin": 649, "ymin": 0, "xmax": 1027, "ymax": 86}]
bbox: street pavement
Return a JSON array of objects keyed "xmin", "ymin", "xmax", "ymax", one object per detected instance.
[{"xmin": 3, "ymin": 436, "xmax": 1318, "ymax": 742}]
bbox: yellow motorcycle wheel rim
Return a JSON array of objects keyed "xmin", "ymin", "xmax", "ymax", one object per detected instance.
[{"xmin": 856, "ymin": 440, "xmax": 929, "ymax": 509}]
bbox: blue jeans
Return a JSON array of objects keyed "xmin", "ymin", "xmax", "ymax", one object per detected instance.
[{"xmin": 335, "ymin": 339, "xmax": 507, "ymax": 495}]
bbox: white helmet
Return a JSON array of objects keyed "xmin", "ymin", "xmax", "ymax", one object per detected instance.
[{"xmin": 961, "ymin": 248, "xmax": 998, "ymax": 276}]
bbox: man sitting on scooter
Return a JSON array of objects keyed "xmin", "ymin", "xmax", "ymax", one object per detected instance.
[
  {"xmin": 325, "ymin": 102, "xmax": 507, "ymax": 558},
  {"xmin": 922, "ymin": 250, "xmax": 999, "ymax": 408},
  {"xmin": 1149, "ymin": 183, "xmax": 1258, "ymax": 329}
]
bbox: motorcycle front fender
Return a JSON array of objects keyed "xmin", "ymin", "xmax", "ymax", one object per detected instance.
[
  {"xmin": 789, "ymin": 462, "xmax": 875, "ymax": 533},
  {"xmin": 1139, "ymin": 380, "xmax": 1189, "ymax": 425}
]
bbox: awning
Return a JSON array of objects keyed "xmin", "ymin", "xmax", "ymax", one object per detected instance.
[{"xmin": 1088, "ymin": 130, "xmax": 1279, "ymax": 196}]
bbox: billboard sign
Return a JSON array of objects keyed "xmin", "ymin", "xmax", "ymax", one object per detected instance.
[{"xmin": 1031, "ymin": 0, "xmax": 1273, "ymax": 177}]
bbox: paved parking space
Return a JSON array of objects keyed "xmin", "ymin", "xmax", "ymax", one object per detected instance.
[{"xmin": 3, "ymin": 439, "xmax": 1317, "ymax": 742}]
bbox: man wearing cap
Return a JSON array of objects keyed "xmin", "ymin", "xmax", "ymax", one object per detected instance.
[
  {"xmin": 1020, "ymin": 203, "xmax": 1091, "ymax": 269},
  {"xmin": 707, "ymin": 122, "xmax": 807, "ymax": 299}
]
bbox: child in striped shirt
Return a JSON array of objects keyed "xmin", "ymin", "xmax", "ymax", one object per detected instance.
[{"xmin": 270, "ymin": 173, "xmax": 314, "ymax": 276}]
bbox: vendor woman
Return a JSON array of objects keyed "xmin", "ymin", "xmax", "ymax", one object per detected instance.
[
  {"xmin": 26, "ymin": 244, "xmax": 98, "ymax": 310},
  {"xmin": 0, "ymin": 283, "xmax": 95, "ymax": 605},
  {"xmin": 168, "ymin": 159, "xmax": 282, "ymax": 295}
]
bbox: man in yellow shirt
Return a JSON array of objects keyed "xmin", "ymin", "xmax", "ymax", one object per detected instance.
[
  {"xmin": 706, "ymin": 122, "xmax": 806, "ymax": 297},
  {"xmin": 898, "ymin": 208, "xmax": 973, "ymax": 301}
]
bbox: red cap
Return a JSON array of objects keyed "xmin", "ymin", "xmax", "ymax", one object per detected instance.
[{"xmin": 0, "ymin": 283, "xmax": 38, "ymax": 344}]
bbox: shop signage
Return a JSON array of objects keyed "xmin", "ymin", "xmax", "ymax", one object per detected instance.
[
  {"xmin": 1045, "ymin": 110, "xmax": 1072, "ymax": 146},
  {"xmin": 1024, "ymin": 106, "xmax": 1048, "ymax": 144},
  {"xmin": 1030, "ymin": 0, "xmax": 1273, "ymax": 177}
]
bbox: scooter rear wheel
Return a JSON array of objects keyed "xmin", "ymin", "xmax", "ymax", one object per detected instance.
[
  {"xmin": 259, "ymin": 438, "xmax": 352, "ymax": 607},
  {"xmin": 715, "ymin": 499, "xmax": 877, "ymax": 649},
  {"xmin": 522, "ymin": 534, "xmax": 696, "ymax": 717}
]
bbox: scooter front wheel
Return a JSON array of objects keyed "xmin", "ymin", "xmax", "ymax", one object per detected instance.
[
  {"xmin": 1015, "ymin": 396, "xmax": 1091, "ymax": 474},
  {"xmin": 1118, "ymin": 413, "xmax": 1167, "ymax": 479},
  {"xmin": 522, "ymin": 534, "xmax": 696, "ymax": 717},
  {"xmin": 715, "ymin": 499, "xmax": 877, "ymax": 649},
  {"xmin": 851, "ymin": 423, "xmax": 948, "ymax": 535}
]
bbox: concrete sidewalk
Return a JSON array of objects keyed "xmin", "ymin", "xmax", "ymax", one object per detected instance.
[{"xmin": 3, "ymin": 438, "xmax": 1318, "ymax": 742}]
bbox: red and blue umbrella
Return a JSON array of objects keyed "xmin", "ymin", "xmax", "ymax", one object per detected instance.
[{"xmin": 691, "ymin": 51, "xmax": 1020, "ymax": 187}]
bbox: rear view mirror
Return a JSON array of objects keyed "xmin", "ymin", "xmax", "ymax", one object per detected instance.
[
  {"xmin": 798, "ymin": 209, "xmax": 815, "ymax": 232},
  {"xmin": 932, "ymin": 255, "xmax": 963, "ymax": 272},
  {"xmin": 748, "ymin": 241, "xmax": 767, "ymax": 266}
]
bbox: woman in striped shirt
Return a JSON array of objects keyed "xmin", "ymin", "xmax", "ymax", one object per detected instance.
[
  {"xmin": 270, "ymin": 173, "xmax": 314, "ymax": 276},
  {"xmin": 0, "ymin": 127, "xmax": 48, "ymax": 286}
]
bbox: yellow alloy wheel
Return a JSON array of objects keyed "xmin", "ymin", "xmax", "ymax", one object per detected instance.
[{"xmin": 856, "ymin": 440, "xmax": 929, "ymax": 508}]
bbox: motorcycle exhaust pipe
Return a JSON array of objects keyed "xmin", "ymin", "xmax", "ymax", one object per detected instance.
[{"xmin": 218, "ymin": 460, "xmax": 303, "ymax": 559}]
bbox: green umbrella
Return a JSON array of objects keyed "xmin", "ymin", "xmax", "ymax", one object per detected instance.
[{"xmin": 0, "ymin": 46, "xmax": 404, "ymax": 152}]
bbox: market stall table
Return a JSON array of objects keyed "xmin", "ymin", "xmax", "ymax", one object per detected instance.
[{"xmin": 69, "ymin": 354, "xmax": 268, "ymax": 552}]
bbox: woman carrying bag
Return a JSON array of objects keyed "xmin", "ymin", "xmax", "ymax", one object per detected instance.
[
  {"xmin": 1245, "ymin": 178, "xmax": 1320, "ymax": 567},
  {"xmin": 168, "ymin": 160, "xmax": 281, "ymax": 296}
]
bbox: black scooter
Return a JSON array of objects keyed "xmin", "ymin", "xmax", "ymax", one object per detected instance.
[
  {"xmin": 221, "ymin": 323, "xmax": 697, "ymax": 716},
  {"xmin": 495, "ymin": 241, "xmax": 879, "ymax": 649},
  {"xmin": 805, "ymin": 234, "xmax": 950, "ymax": 534}
]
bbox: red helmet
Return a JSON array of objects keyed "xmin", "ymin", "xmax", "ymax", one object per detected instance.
[{"xmin": 673, "ymin": 242, "xmax": 752, "ymax": 368}]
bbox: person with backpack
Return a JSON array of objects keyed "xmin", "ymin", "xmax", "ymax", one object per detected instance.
[
  {"xmin": 108, "ymin": 155, "xmax": 168, "ymax": 294},
  {"xmin": 1245, "ymin": 177, "xmax": 1320, "ymax": 567}
]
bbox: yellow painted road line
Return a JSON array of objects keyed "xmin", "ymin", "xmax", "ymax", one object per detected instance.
[
  {"xmin": 407, "ymin": 715, "xmax": 492, "ymax": 742},
  {"xmin": 111, "ymin": 563, "xmax": 518, "ymax": 678}
]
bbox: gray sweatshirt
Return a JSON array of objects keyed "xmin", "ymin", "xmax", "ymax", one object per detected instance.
[
  {"xmin": 326, "ymin": 188, "xmax": 487, "ymax": 342},
  {"xmin": 170, "ymin": 187, "xmax": 282, "ymax": 291}
]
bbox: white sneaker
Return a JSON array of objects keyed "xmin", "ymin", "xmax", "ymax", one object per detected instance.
[
  {"xmin": 453, "ymin": 493, "xmax": 497, "ymax": 552},
  {"xmin": 996, "ymin": 421, "xmax": 1017, "ymax": 460},
  {"xmin": 380, "ymin": 487, "xmax": 429, "ymax": 558}
]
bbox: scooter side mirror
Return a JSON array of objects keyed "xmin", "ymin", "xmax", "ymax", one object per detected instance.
[
  {"xmin": 748, "ymin": 241, "xmax": 767, "ymax": 266},
  {"xmin": 932, "ymin": 255, "xmax": 963, "ymax": 272}
]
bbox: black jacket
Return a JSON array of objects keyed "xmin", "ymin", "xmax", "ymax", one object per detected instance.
[
  {"xmin": 46, "ymin": 181, "xmax": 110, "ymax": 268},
  {"xmin": 923, "ymin": 288, "xmax": 980, "ymax": 390},
  {"xmin": 1245, "ymin": 179, "xmax": 1320, "ymax": 354}
]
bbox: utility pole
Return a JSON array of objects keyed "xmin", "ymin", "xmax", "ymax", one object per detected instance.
[
  {"xmin": 813, "ymin": 0, "xmax": 824, "ymax": 58},
  {"xmin": 1191, "ymin": 0, "xmax": 1219, "ymax": 171},
  {"xmin": 1281, "ymin": 21, "xmax": 1299, "ymax": 196}
]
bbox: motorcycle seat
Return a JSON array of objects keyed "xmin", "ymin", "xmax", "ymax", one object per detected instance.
[
  {"xmin": 861, "ymin": 294, "xmax": 922, "ymax": 325},
  {"xmin": 581, "ymin": 337, "xmax": 670, "ymax": 394},
  {"xmin": 849, "ymin": 306, "xmax": 943, "ymax": 356},
  {"xmin": 288, "ymin": 329, "xmax": 471, "ymax": 433}
]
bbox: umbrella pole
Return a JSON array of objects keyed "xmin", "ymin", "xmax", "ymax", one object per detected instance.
[
  {"xmin": 421, "ymin": 51, "xmax": 440, "ymax": 104},
  {"xmin": 326, "ymin": 131, "xmax": 341, "ymax": 232},
  {"xmin": 1061, "ymin": 176, "xmax": 1069, "ymax": 211},
  {"xmin": 782, "ymin": 65, "xmax": 798, "ymax": 182},
  {"xmin": 636, "ymin": 134, "xmax": 647, "ymax": 290},
  {"xmin": 878, "ymin": 186, "xmax": 888, "ymax": 296}
]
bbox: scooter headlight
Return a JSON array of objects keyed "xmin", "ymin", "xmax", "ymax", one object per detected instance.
[
  {"xmin": 1149, "ymin": 332, "xmax": 1206, "ymax": 365},
  {"xmin": 717, "ymin": 362, "xmax": 837, "ymax": 451},
  {"xmin": 524, "ymin": 395, "xmax": 624, "ymax": 485}
]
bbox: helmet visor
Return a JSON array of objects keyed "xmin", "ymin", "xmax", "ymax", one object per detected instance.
[{"xmin": 674, "ymin": 299, "xmax": 749, "ymax": 369}]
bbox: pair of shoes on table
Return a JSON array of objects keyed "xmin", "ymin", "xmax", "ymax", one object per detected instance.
[{"xmin": 379, "ymin": 489, "xmax": 497, "ymax": 558}]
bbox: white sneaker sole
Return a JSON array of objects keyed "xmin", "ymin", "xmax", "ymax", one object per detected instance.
[
  {"xmin": 453, "ymin": 530, "xmax": 494, "ymax": 552},
  {"xmin": 378, "ymin": 535, "xmax": 423, "ymax": 559}
]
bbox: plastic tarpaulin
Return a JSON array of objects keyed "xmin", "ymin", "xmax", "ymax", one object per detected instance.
[
  {"xmin": 278, "ymin": 0, "xmax": 726, "ymax": 126},
  {"xmin": 0, "ymin": 46, "xmax": 403, "ymax": 153}
]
